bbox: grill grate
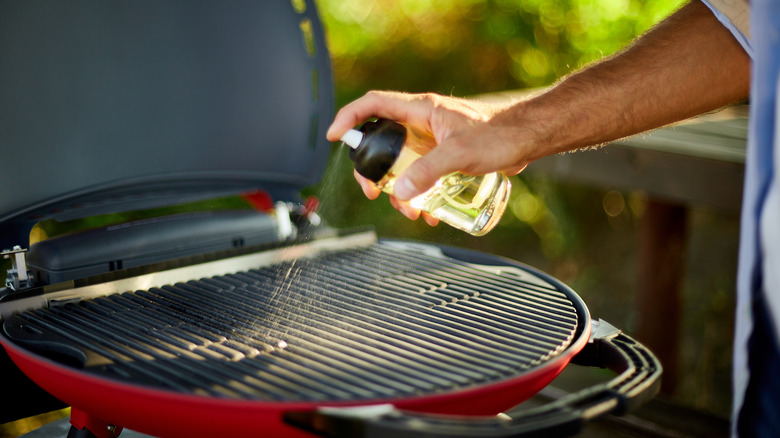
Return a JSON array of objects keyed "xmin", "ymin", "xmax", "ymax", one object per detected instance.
[{"xmin": 5, "ymin": 241, "xmax": 581, "ymax": 402}]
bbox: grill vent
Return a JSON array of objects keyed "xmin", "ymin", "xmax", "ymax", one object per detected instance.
[{"xmin": 5, "ymin": 242, "xmax": 581, "ymax": 402}]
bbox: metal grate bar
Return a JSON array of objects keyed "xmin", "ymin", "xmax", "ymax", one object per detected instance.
[
  {"xmin": 138, "ymin": 285, "xmax": 453, "ymax": 395},
  {"xmin": 5, "ymin": 241, "xmax": 582, "ymax": 402},
  {"xmin": 245, "ymin": 262, "xmax": 563, "ymax": 365},
  {"xmin": 84, "ymin": 294, "xmax": 368, "ymax": 400},
  {"xmin": 159, "ymin": 280, "xmax": 479, "ymax": 386},
  {"xmin": 332, "ymin": 247, "xmax": 577, "ymax": 341},
  {"xmin": 368, "ymin": 245, "xmax": 577, "ymax": 315},
  {"xmin": 246, "ymin": 261, "xmax": 554, "ymax": 357}
]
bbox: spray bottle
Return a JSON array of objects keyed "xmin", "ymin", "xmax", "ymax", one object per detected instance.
[{"xmin": 340, "ymin": 119, "xmax": 511, "ymax": 236}]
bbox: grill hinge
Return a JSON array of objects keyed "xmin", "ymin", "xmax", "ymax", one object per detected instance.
[{"xmin": 2, "ymin": 246, "xmax": 34, "ymax": 291}]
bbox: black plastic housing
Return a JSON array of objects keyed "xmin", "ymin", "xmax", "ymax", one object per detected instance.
[
  {"xmin": 349, "ymin": 119, "xmax": 407, "ymax": 183},
  {"xmin": 26, "ymin": 210, "xmax": 280, "ymax": 285}
]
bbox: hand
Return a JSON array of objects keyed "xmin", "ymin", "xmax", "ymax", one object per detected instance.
[
  {"xmin": 353, "ymin": 169, "xmax": 440, "ymax": 226},
  {"xmin": 327, "ymin": 91, "xmax": 530, "ymax": 202}
]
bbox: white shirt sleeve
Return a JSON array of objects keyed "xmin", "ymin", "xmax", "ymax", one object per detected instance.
[{"xmin": 701, "ymin": 0, "xmax": 753, "ymax": 57}]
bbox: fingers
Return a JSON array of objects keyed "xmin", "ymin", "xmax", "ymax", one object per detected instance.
[
  {"xmin": 388, "ymin": 197, "xmax": 439, "ymax": 227},
  {"xmin": 354, "ymin": 170, "xmax": 381, "ymax": 200},
  {"xmin": 388, "ymin": 196, "xmax": 420, "ymax": 221},
  {"xmin": 326, "ymin": 91, "xmax": 434, "ymax": 143},
  {"xmin": 392, "ymin": 133, "xmax": 474, "ymax": 201},
  {"xmin": 353, "ymin": 162, "xmax": 419, "ymax": 221},
  {"xmin": 355, "ymin": 167, "xmax": 438, "ymax": 227},
  {"xmin": 389, "ymin": 196, "xmax": 441, "ymax": 229},
  {"xmin": 421, "ymin": 212, "xmax": 440, "ymax": 227}
]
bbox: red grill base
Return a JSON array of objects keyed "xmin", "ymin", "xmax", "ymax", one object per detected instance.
[{"xmin": 1, "ymin": 328, "xmax": 587, "ymax": 438}]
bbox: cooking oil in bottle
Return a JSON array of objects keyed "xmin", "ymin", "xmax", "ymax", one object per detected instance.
[{"xmin": 340, "ymin": 119, "xmax": 511, "ymax": 236}]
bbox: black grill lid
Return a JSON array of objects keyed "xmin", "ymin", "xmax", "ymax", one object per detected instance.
[{"xmin": 0, "ymin": 0, "xmax": 333, "ymax": 247}]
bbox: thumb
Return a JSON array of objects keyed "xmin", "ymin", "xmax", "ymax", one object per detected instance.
[{"xmin": 392, "ymin": 145, "xmax": 464, "ymax": 201}]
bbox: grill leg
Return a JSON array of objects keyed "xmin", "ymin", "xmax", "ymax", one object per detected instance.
[{"xmin": 68, "ymin": 408, "xmax": 123, "ymax": 438}]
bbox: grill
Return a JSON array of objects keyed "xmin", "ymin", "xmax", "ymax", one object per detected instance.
[
  {"xmin": 0, "ymin": 233, "xmax": 659, "ymax": 438},
  {"xmin": 5, "ymin": 239, "xmax": 582, "ymax": 403},
  {"xmin": 0, "ymin": 1, "xmax": 660, "ymax": 437}
]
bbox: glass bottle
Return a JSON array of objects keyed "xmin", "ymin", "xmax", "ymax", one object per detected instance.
[{"xmin": 341, "ymin": 119, "xmax": 511, "ymax": 236}]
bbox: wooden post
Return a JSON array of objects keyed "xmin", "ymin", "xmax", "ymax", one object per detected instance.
[{"xmin": 637, "ymin": 198, "xmax": 688, "ymax": 394}]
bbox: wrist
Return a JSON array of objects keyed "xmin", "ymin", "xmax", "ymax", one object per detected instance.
[{"xmin": 487, "ymin": 95, "xmax": 574, "ymax": 164}]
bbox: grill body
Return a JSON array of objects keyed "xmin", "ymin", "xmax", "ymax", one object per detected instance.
[{"xmin": 1, "ymin": 237, "xmax": 590, "ymax": 437}]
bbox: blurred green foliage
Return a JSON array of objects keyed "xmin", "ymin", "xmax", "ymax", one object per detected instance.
[{"xmin": 318, "ymin": 0, "xmax": 685, "ymax": 104}]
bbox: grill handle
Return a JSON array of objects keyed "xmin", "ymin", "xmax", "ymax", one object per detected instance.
[{"xmin": 284, "ymin": 319, "xmax": 662, "ymax": 438}]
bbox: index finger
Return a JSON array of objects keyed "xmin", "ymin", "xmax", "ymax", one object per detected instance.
[{"xmin": 326, "ymin": 91, "xmax": 434, "ymax": 142}]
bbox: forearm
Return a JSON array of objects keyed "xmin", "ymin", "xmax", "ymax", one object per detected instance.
[
  {"xmin": 495, "ymin": 0, "xmax": 751, "ymax": 160},
  {"xmin": 326, "ymin": 0, "xmax": 751, "ymax": 203}
]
